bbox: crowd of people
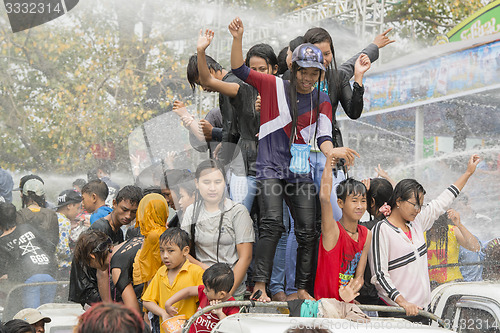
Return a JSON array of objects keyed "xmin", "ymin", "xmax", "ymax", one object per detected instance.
[{"xmin": 0, "ymin": 16, "xmax": 499, "ymax": 333}]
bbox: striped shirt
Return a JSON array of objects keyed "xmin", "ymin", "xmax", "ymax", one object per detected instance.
[
  {"xmin": 232, "ymin": 64, "xmax": 333, "ymax": 182},
  {"xmin": 369, "ymin": 184, "xmax": 460, "ymax": 308}
]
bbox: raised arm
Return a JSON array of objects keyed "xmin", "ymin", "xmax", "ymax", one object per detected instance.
[
  {"xmin": 320, "ymin": 154, "xmax": 340, "ymax": 251},
  {"xmin": 229, "ymin": 17, "xmax": 244, "ymax": 70},
  {"xmin": 448, "ymin": 209, "xmax": 481, "ymax": 252},
  {"xmin": 197, "ymin": 29, "xmax": 239, "ymax": 97}
]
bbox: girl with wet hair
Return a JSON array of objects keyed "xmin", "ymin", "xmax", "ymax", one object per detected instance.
[
  {"xmin": 73, "ymin": 229, "xmax": 145, "ymax": 313},
  {"xmin": 75, "ymin": 302, "xmax": 146, "ymax": 333},
  {"xmin": 181, "ymin": 159, "xmax": 254, "ymax": 299},
  {"xmin": 230, "ymin": 17, "xmax": 366, "ymax": 302},
  {"xmin": 426, "ymin": 209, "xmax": 480, "ymax": 287},
  {"xmin": 370, "ymin": 154, "xmax": 480, "ymax": 323}
]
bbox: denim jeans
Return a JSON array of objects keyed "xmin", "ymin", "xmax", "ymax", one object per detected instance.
[
  {"xmin": 285, "ymin": 210, "xmax": 298, "ymax": 295},
  {"xmin": 229, "ymin": 174, "xmax": 257, "ymax": 213},
  {"xmin": 269, "ymin": 201, "xmax": 290, "ymax": 296},
  {"xmin": 310, "ymin": 151, "xmax": 345, "ymax": 222},
  {"xmin": 254, "ymin": 179, "xmax": 317, "ymax": 290},
  {"xmin": 24, "ymin": 274, "xmax": 56, "ymax": 308}
]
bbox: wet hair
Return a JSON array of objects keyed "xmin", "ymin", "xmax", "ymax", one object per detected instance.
[
  {"xmin": 245, "ymin": 43, "xmax": 278, "ymax": 70},
  {"xmin": 303, "ymin": 27, "xmax": 341, "ymax": 98},
  {"xmin": 115, "ymin": 185, "xmax": 143, "ymax": 206},
  {"xmin": 366, "ymin": 178, "xmax": 393, "ymax": 218},
  {"xmin": 336, "ymin": 178, "xmax": 367, "ymax": 202},
  {"xmin": 73, "ymin": 230, "xmax": 112, "ymax": 268},
  {"xmin": 388, "ymin": 179, "xmax": 426, "ymax": 210},
  {"xmin": 160, "ymin": 227, "xmax": 190, "ymax": 250},
  {"xmin": 76, "ymin": 302, "xmax": 145, "ymax": 333},
  {"xmin": 73, "ymin": 178, "xmax": 87, "ymax": 189},
  {"xmin": 160, "ymin": 169, "xmax": 190, "ymax": 191},
  {"xmin": 187, "ymin": 54, "xmax": 223, "ymax": 90},
  {"xmin": 426, "ymin": 213, "xmax": 450, "ymax": 260},
  {"xmin": 21, "ymin": 190, "xmax": 46, "ymax": 209},
  {"xmin": 277, "ymin": 47, "xmax": 289, "ymax": 76},
  {"xmin": 171, "ymin": 172, "xmax": 196, "ymax": 199},
  {"xmin": 289, "ymin": 36, "xmax": 304, "ymax": 52},
  {"xmin": 0, "ymin": 202, "xmax": 17, "ymax": 231},
  {"xmin": 81, "ymin": 179, "xmax": 109, "ymax": 202},
  {"xmin": 97, "ymin": 162, "xmax": 112, "ymax": 175},
  {"xmin": 3, "ymin": 319, "xmax": 35, "ymax": 333},
  {"xmin": 202, "ymin": 263, "xmax": 234, "ymax": 294},
  {"xmin": 190, "ymin": 159, "xmax": 227, "ymax": 260},
  {"xmin": 87, "ymin": 168, "xmax": 99, "ymax": 182}
]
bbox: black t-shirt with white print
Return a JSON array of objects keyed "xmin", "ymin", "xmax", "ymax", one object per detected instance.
[{"xmin": 0, "ymin": 223, "xmax": 56, "ymax": 282}]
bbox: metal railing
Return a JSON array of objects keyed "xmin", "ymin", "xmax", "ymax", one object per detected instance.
[{"xmin": 181, "ymin": 300, "xmax": 446, "ymax": 333}]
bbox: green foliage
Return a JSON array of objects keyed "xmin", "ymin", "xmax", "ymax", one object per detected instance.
[
  {"xmin": 386, "ymin": 0, "xmax": 487, "ymax": 43},
  {"xmin": 0, "ymin": 0, "xmax": 191, "ymax": 173}
]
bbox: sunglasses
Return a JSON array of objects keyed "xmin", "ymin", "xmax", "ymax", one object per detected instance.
[{"xmin": 92, "ymin": 237, "xmax": 112, "ymax": 253}]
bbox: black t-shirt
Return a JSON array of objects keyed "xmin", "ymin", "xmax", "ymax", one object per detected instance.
[
  {"xmin": 0, "ymin": 224, "xmax": 56, "ymax": 282},
  {"xmin": 16, "ymin": 207, "xmax": 59, "ymax": 254},
  {"xmin": 89, "ymin": 217, "xmax": 124, "ymax": 244},
  {"xmin": 110, "ymin": 236, "xmax": 144, "ymax": 296}
]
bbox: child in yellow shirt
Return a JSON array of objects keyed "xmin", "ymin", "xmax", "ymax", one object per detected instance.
[{"xmin": 142, "ymin": 227, "xmax": 204, "ymax": 333}]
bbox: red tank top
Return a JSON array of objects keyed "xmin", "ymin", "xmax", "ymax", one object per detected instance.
[{"xmin": 314, "ymin": 221, "xmax": 368, "ymax": 300}]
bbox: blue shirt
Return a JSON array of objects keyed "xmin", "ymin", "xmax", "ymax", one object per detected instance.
[{"xmin": 90, "ymin": 205, "xmax": 113, "ymax": 225}]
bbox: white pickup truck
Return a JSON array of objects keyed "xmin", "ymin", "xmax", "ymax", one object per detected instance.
[{"xmin": 430, "ymin": 281, "xmax": 500, "ymax": 332}]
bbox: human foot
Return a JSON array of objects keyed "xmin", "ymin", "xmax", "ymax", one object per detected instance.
[
  {"xmin": 297, "ymin": 289, "xmax": 316, "ymax": 301},
  {"xmin": 285, "ymin": 292, "xmax": 298, "ymax": 301},
  {"xmin": 251, "ymin": 282, "xmax": 271, "ymax": 302},
  {"xmin": 271, "ymin": 291, "xmax": 286, "ymax": 302}
]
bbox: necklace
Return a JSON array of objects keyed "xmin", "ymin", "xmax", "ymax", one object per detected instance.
[{"xmin": 340, "ymin": 222, "xmax": 357, "ymax": 235}]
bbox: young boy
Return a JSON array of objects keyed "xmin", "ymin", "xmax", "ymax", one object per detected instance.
[
  {"xmin": 142, "ymin": 228, "xmax": 204, "ymax": 333},
  {"xmin": 81, "ymin": 179, "xmax": 112, "ymax": 224},
  {"xmin": 165, "ymin": 263, "xmax": 239, "ymax": 333},
  {"xmin": 314, "ymin": 155, "xmax": 372, "ymax": 302}
]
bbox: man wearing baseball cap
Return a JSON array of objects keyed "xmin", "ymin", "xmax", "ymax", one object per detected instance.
[
  {"xmin": 13, "ymin": 308, "xmax": 51, "ymax": 333},
  {"xmin": 55, "ymin": 190, "xmax": 83, "ymax": 278}
]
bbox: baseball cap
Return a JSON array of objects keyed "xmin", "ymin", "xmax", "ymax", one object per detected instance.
[
  {"xmin": 57, "ymin": 189, "xmax": 83, "ymax": 208},
  {"xmin": 291, "ymin": 43, "xmax": 325, "ymax": 71},
  {"xmin": 22, "ymin": 179, "xmax": 45, "ymax": 196},
  {"xmin": 13, "ymin": 174, "xmax": 44, "ymax": 191},
  {"xmin": 13, "ymin": 308, "xmax": 51, "ymax": 324}
]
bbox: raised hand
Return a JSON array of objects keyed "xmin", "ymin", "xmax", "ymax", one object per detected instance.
[
  {"xmin": 373, "ymin": 28, "xmax": 395, "ymax": 48},
  {"xmin": 355, "ymin": 53, "xmax": 371, "ymax": 75},
  {"xmin": 466, "ymin": 154, "xmax": 480, "ymax": 174},
  {"xmin": 197, "ymin": 29, "xmax": 214, "ymax": 52},
  {"xmin": 172, "ymin": 100, "xmax": 189, "ymax": 118},
  {"xmin": 199, "ymin": 119, "xmax": 213, "ymax": 141},
  {"xmin": 447, "ymin": 209, "xmax": 461, "ymax": 226},
  {"xmin": 228, "ymin": 17, "xmax": 244, "ymax": 39}
]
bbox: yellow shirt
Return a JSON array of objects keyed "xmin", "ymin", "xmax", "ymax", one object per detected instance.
[
  {"xmin": 142, "ymin": 260, "xmax": 204, "ymax": 333},
  {"xmin": 426, "ymin": 226, "xmax": 463, "ymax": 284}
]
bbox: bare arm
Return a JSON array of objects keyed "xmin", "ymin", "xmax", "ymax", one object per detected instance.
[
  {"xmin": 186, "ymin": 254, "xmax": 209, "ymax": 270},
  {"xmin": 96, "ymin": 269, "xmax": 111, "ymax": 302},
  {"xmin": 320, "ymin": 154, "xmax": 340, "ymax": 251},
  {"xmin": 111, "ymin": 268, "xmax": 140, "ymax": 313},
  {"xmin": 197, "ymin": 29, "xmax": 239, "ymax": 97},
  {"xmin": 230, "ymin": 242, "xmax": 252, "ymax": 296},
  {"xmin": 375, "ymin": 164, "xmax": 397, "ymax": 187},
  {"xmin": 143, "ymin": 301, "xmax": 169, "ymax": 321},
  {"xmin": 453, "ymin": 154, "xmax": 480, "ymax": 191},
  {"xmin": 448, "ymin": 209, "xmax": 481, "ymax": 252},
  {"xmin": 229, "ymin": 17, "xmax": 244, "ymax": 70},
  {"xmin": 164, "ymin": 286, "xmax": 199, "ymax": 316}
]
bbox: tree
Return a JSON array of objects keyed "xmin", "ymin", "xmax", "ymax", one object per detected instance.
[
  {"xmin": 385, "ymin": 0, "xmax": 487, "ymax": 43},
  {"xmin": 0, "ymin": 0, "xmax": 191, "ymax": 173}
]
